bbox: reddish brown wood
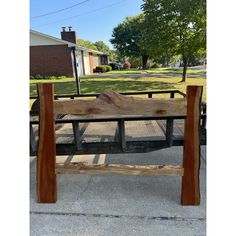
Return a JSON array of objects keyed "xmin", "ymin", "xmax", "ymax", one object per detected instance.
[
  {"xmin": 37, "ymin": 83, "xmax": 57, "ymax": 203},
  {"xmin": 181, "ymin": 86, "xmax": 203, "ymax": 205},
  {"xmin": 34, "ymin": 84, "xmax": 203, "ymax": 205}
]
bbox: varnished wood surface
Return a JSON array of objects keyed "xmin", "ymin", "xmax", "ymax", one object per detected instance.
[
  {"xmin": 37, "ymin": 83, "xmax": 57, "ymax": 203},
  {"xmin": 181, "ymin": 86, "xmax": 203, "ymax": 205}
]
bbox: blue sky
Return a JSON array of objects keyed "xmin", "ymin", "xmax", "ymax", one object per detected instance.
[{"xmin": 30, "ymin": 0, "xmax": 143, "ymax": 48}]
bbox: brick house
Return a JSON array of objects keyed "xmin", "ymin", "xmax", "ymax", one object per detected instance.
[{"xmin": 30, "ymin": 27, "xmax": 108, "ymax": 77}]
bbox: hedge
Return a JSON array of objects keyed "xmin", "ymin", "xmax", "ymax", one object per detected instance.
[{"xmin": 94, "ymin": 65, "xmax": 112, "ymax": 73}]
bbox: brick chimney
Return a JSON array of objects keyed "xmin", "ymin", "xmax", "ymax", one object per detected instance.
[{"xmin": 61, "ymin": 26, "xmax": 77, "ymax": 44}]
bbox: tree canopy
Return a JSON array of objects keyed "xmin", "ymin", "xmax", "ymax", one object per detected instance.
[
  {"xmin": 94, "ymin": 41, "xmax": 117, "ymax": 61},
  {"xmin": 76, "ymin": 39, "xmax": 117, "ymax": 61},
  {"xmin": 76, "ymin": 38, "xmax": 98, "ymax": 51},
  {"xmin": 110, "ymin": 14, "xmax": 149, "ymax": 69},
  {"xmin": 141, "ymin": 0, "xmax": 206, "ymax": 81},
  {"xmin": 94, "ymin": 41, "xmax": 110, "ymax": 54}
]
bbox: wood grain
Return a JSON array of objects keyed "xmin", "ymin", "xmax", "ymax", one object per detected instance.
[
  {"xmin": 35, "ymin": 83, "xmax": 203, "ymax": 205},
  {"xmin": 37, "ymin": 83, "xmax": 57, "ymax": 203},
  {"xmin": 181, "ymin": 86, "xmax": 203, "ymax": 205},
  {"xmin": 53, "ymin": 90, "xmax": 187, "ymax": 117},
  {"xmin": 56, "ymin": 162, "xmax": 184, "ymax": 176}
]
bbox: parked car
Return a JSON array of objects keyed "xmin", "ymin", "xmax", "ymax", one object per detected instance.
[{"xmin": 109, "ymin": 62, "xmax": 123, "ymax": 70}]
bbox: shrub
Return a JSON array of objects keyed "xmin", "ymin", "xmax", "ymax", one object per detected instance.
[
  {"xmin": 103, "ymin": 65, "xmax": 112, "ymax": 72},
  {"xmin": 57, "ymin": 76, "xmax": 67, "ymax": 80},
  {"xmin": 123, "ymin": 61, "xmax": 131, "ymax": 69},
  {"xmin": 94, "ymin": 65, "xmax": 107, "ymax": 73},
  {"xmin": 49, "ymin": 76, "xmax": 57, "ymax": 80},
  {"xmin": 34, "ymin": 74, "xmax": 44, "ymax": 80},
  {"xmin": 94, "ymin": 65, "xmax": 112, "ymax": 73},
  {"xmin": 30, "ymin": 75, "xmax": 67, "ymax": 80}
]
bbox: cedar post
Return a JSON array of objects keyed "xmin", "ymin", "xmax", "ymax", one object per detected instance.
[
  {"xmin": 181, "ymin": 86, "xmax": 203, "ymax": 205},
  {"xmin": 37, "ymin": 83, "xmax": 57, "ymax": 203}
]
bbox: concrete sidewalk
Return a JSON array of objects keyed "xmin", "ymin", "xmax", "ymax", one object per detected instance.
[{"xmin": 30, "ymin": 146, "xmax": 206, "ymax": 236}]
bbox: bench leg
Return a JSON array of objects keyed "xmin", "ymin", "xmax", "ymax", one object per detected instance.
[
  {"xmin": 37, "ymin": 83, "xmax": 57, "ymax": 203},
  {"xmin": 181, "ymin": 86, "xmax": 203, "ymax": 205}
]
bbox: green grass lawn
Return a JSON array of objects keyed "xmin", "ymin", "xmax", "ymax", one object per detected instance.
[
  {"xmin": 107, "ymin": 67, "xmax": 206, "ymax": 75},
  {"xmin": 30, "ymin": 73, "xmax": 206, "ymax": 106}
]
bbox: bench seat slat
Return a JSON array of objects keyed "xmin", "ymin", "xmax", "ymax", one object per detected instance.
[
  {"xmin": 56, "ymin": 162, "xmax": 184, "ymax": 176},
  {"xmin": 53, "ymin": 90, "xmax": 186, "ymax": 117}
]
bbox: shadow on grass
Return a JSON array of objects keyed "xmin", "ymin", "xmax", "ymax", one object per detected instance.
[
  {"xmin": 30, "ymin": 80, "xmax": 174, "ymax": 96},
  {"xmin": 147, "ymin": 70, "xmax": 205, "ymax": 75},
  {"xmin": 148, "ymin": 71, "xmax": 182, "ymax": 75},
  {"xmin": 81, "ymin": 80, "xmax": 174, "ymax": 94},
  {"xmin": 30, "ymin": 82, "xmax": 78, "ymax": 96}
]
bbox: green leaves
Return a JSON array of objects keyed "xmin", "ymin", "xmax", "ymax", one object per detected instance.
[
  {"xmin": 142, "ymin": 0, "xmax": 206, "ymax": 56},
  {"xmin": 110, "ymin": 0, "xmax": 205, "ymax": 74},
  {"xmin": 77, "ymin": 39, "xmax": 117, "ymax": 61},
  {"xmin": 142, "ymin": 0, "xmax": 206, "ymax": 81},
  {"xmin": 94, "ymin": 41, "xmax": 117, "ymax": 61},
  {"xmin": 110, "ymin": 14, "xmax": 148, "ymax": 58},
  {"xmin": 76, "ymin": 39, "xmax": 98, "ymax": 51}
]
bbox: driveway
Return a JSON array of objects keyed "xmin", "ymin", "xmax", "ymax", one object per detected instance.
[
  {"xmin": 30, "ymin": 146, "xmax": 206, "ymax": 236},
  {"xmin": 82, "ymin": 66, "xmax": 206, "ymax": 79}
]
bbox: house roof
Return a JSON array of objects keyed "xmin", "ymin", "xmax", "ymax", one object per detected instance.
[{"xmin": 30, "ymin": 29, "xmax": 106, "ymax": 55}]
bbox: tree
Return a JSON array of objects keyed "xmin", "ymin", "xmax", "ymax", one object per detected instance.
[
  {"xmin": 110, "ymin": 14, "xmax": 149, "ymax": 69},
  {"xmin": 76, "ymin": 39, "xmax": 98, "ymax": 51},
  {"xmin": 142, "ymin": 0, "xmax": 206, "ymax": 81},
  {"xmin": 77, "ymin": 39, "xmax": 117, "ymax": 62},
  {"xmin": 188, "ymin": 48, "xmax": 206, "ymax": 66},
  {"xmin": 94, "ymin": 41, "xmax": 117, "ymax": 61},
  {"xmin": 94, "ymin": 41, "xmax": 111, "ymax": 54}
]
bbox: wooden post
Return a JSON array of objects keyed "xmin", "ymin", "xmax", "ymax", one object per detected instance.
[
  {"xmin": 181, "ymin": 86, "xmax": 203, "ymax": 205},
  {"xmin": 37, "ymin": 83, "xmax": 57, "ymax": 203}
]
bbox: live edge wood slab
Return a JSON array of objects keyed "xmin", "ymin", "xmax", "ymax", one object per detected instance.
[
  {"xmin": 36, "ymin": 83, "xmax": 203, "ymax": 205},
  {"xmin": 53, "ymin": 90, "xmax": 187, "ymax": 117}
]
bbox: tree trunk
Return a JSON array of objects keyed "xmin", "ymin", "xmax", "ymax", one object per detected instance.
[
  {"xmin": 181, "ymin": 56, "xmax": 189, "ymax": 82},
  {"xmin": 142, "ymin": 55, "xmax": 149, "ymax": 69}
]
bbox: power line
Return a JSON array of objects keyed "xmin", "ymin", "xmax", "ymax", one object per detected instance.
[
  {"xmin": 31, "ymin": 0, "xmax": 90, "ymax": 19},
  {"xmin": 32, "ymin": 0, "xmax": 127, "ymax": 28}
]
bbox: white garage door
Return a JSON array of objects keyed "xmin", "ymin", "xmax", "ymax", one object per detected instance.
[
  {"xmin": 75, "ymin": 51, "xmax": 84, "ymax": 76},
  {"xmin": 83, "ymin": 52, "xmax": 90, "ymax": 75}
]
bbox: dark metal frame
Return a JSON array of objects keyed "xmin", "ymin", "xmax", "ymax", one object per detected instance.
[{"xmin": 30, "ymin": 90, "xmax": 206, "ymax": 156}]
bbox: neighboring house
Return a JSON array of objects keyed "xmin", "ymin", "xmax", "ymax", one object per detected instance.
[{"xmin": 30, "ymin": 27, "xmax": 108, "ymax": 77}]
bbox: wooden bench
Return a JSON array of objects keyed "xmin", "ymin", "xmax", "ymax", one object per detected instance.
[{"xmin": 36, "ymin": 83, "xmax": 203, "ymax": 205}]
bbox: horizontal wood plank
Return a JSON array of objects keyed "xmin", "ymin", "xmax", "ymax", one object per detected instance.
[
  {"xmin": 56, "ymin": 162, "xmax": 184, "ymax": 176},
  {"xmin": 53, "ymin": 90, "xmax": 186, "ymax": 117}
]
